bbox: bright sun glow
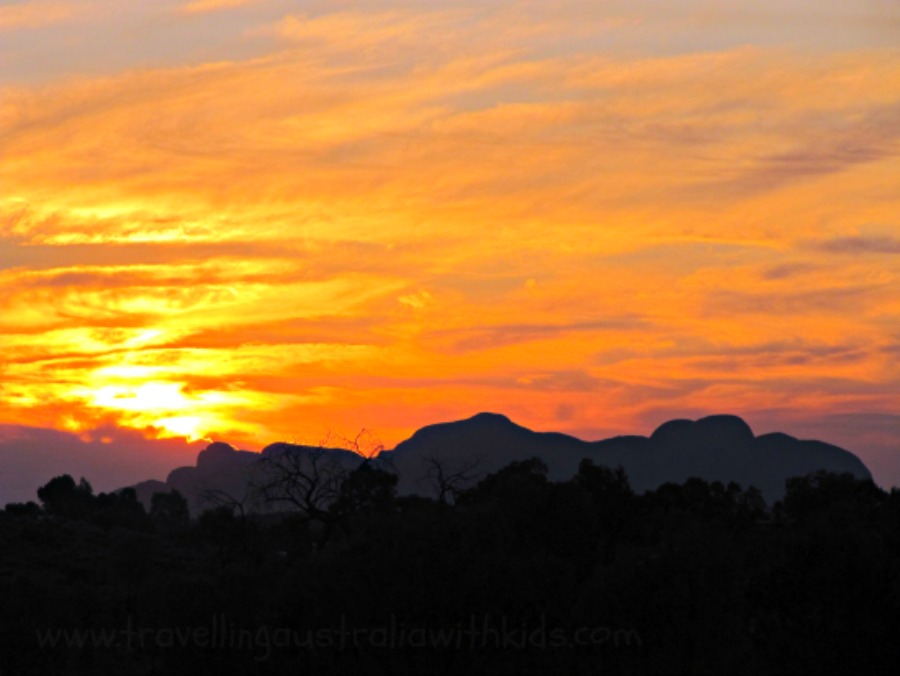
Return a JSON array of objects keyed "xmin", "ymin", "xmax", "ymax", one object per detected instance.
[
  {"xmin": 85, "ymin": 383, "xmax": 191, "ymax": 413},
  {"xmin": 153, "ymin": 416, "xmax": 207, "ymax": 441},
  {"xmin": 63, "ymin": 382, "xmax": 255, "ymax": 441}
]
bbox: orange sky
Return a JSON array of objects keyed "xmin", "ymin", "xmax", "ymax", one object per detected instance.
[{"xmin": 1, "ymin": 0, "xmax": 899, "ymax": 490}]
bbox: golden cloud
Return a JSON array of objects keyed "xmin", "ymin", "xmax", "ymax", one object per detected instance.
[
  {"xmin": 0, "ymin": 1, "xmax": 80, "ymax": 30},
  {"xmin": 178, "ymin": 0, "xmax": 263, "ymax": 16}
]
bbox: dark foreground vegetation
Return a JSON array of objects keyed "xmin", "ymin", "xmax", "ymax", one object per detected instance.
[{"xmin": 1, "ymin": 458, "xmax": 898, "ymax": 675}]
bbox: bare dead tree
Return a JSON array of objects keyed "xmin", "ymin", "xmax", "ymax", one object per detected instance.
[
  {"xmin": 250, "ymin": 445, "xmax": 349, "ymax": 522},
  {"xmin": 246, "ymin": 431, "xmax": 391, "ymax": 549},
  {"xmin": 196, "ymin": 484, "xmax": 263, "ymax": 565},
  {"xmin": 199, "ymin": 485, "xmax": 256, "ymax": 521},
  {"xmin": 418, "ymin": 453, "xmax": 483, "ymax": 505},
  {"xmin": 329, "ymin": 428, "xmax": 385, "ymax": 460}
]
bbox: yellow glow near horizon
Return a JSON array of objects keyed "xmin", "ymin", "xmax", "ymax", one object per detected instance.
[{"xmin": 64, "ymin": 381, "xmax": 266, "ymax": 441}]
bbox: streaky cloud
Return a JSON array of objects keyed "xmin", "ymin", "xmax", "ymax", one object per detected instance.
[{"xmin": 813, "ymin": 235, "xmax": 900, "ymax": 254}]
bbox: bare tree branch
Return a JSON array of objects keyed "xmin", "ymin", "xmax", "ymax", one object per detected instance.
[
  {"xmin": 332, "ymin": 428, "xmax": 385, "ymax": 460},
  {"xmin": 418, "ymin": 453, "xmax": 483, "ymax": 505},
  {"xmin": 249, "ymin": 444, "xmax": 349, "ymax": 523},
  {"xmin": 199, "ymin": 485, "xmax": 256, "ymax": 521}
]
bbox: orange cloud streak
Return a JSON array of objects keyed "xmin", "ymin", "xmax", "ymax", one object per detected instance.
[{"xmin": 0, "ymin": 1, "xmax": 79, "ymax": 30}]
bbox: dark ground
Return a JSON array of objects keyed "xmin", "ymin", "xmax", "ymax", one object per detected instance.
[{"xmin": 1, "ymin": 460, "xmax": 898, "ymax": 675}]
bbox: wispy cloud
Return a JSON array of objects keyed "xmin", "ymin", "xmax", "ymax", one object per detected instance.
[
  {"xmin": 431, "ymin": 318, "xmax": 654, "ymax": 353},
  {"xmin": 0, "ymin": 1, "xmax": 79, "ymax": 30},
  {"xmin": 705, "ymin": 284, "xmax": 886, "ymax": 316},
  {"xmin": 813, "ymin": 235, "xmax": 900, "ymax": 254},
  {"xmin": 760, "ymin": 262, "xmax": 820, "ymax": 280},
  {"xmin": 178, "ymin": 0, "xmax": 264, "ymax": 16}
]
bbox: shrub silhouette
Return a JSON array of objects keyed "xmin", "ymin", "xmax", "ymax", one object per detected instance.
[
  {"xmin": 150, "ymin": 489, "xmax": 190, "ymax": 525},
  {"xmin": 333, "ymin": 460, "xmax": 398, "ymax": 515},
  {"xmin": 36, "ymin": 474, "xmax": 94, "ymax": 518},
  {"xmin": 1, "ymin": 501, "xmax": 42, "ymax": 517}
]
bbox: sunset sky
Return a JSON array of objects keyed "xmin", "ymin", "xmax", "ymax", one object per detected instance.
[{"xmin": 2, "ymin": 0, "xmax": 899, "ymax": 497}]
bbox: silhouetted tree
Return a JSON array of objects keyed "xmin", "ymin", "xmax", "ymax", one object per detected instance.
[
  {"xmin": 461, "ymin": 457, "xmax": 549, "ymax": 503},
  {"xmin": 576, "ymin": 459, "xmax": 633, "ymax": 500},
  {"xmin": 418, "ymin": 453, "xmax": 482, "ymax": 505},
  {"xmin": 781, "ymin": 470, "xmax": 886, "ymax": 521},
  {"xmin": 197, "ymin": 504, "xmax": 266, "ymax": 565},
  {"xmin": 150, "ymin": 489, "xmax": 189, "ymax": 525},
  {"xmin": 252, "ymin": 446, "xmax": 347, "ymax": 521},
  {"xmin": 457, "ymin": 457, "xmax": 552, "ymax": 554},
  {"xmin": 93, "ymin": 487, "xmax": 148, "ymax": 529},
  {"xmin": 249, "ymin": 445, "xmax": 361, "ymax": 550},
  {"xmin": 570, "ymin": 459, "xmax": 637, "ymax": 559},
  {"xmin": 36, "ymin": 474, "xmax": 94, "ymax": 517},
  {"xmin": 199, "ymin": 486, "xmax": 255, "ymax": 521},
  {"xmin": 2, "ymin": 501, "xmax": 42, "ymax": 517},
  {"xmin": 331, "ymin": 428, "xmax": 385, "ymax": 459},
  {"xmin": 332, "ymin": 460, "xmax": 398, "ymax": 516}
]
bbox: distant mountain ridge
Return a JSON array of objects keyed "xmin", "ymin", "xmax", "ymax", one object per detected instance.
[{"xmin": 132, "ymin": 412, "xmax": 872, "ymax": 513}]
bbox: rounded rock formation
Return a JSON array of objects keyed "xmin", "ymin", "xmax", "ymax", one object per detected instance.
[{"xmin": 197, "ymin": 441, "xmax": 237, "ymax": 468}]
